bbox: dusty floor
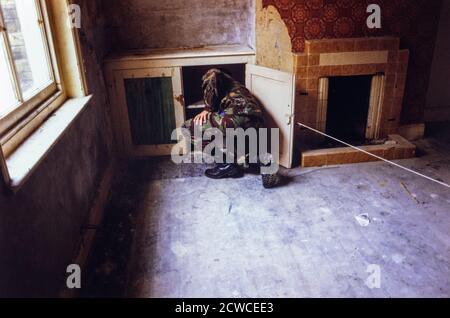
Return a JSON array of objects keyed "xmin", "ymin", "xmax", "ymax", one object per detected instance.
[{"xmin": 82, "ymin": 123, "xmax": 450, "ymax": 298}]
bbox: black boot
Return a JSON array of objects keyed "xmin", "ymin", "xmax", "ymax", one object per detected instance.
[
  {"xmin": 205, "ymin": 163, "xmax": 243, "ymax": 179},
  {"xmin": 259, "ymin": 154, "xmax": 279, "ymax": 188},
  {"xmin": 261, "ymin": 173, "xmax": 279, "ymax": 188}
]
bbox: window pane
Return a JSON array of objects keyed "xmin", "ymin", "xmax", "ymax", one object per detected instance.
[
  {"xmin": 0, "ymin": 37, "xmax": 18, "ymax": 117},
  {"xmin": 0, "ymin": 0, "xmax": 52, "ymax": 100}
]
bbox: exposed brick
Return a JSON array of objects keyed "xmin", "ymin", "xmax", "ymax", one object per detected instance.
[
  {"xmin": 308, "ymin": 54, "xmax": 320, "ymax": 66},
  {"xmin": 302, "ymin": 153, "xmax": 327, "ymax": 167},
  {"xmin": 295, "ymin": 54, "xmax": 308, "ymax": 67},
  {"xmin": 307, "ymin": 66, "xmax": 320, "ymax": 78},
  {"xmin": 296, "ymin": 66, "xmax": 308, "ymax": 79},
  {"xmin": 387, "ymin": 50, "xmax": 398, "ymax": 63},
  {"xmin": 335, "ymin": 39, "xmax": 355, "ymax": 52},
  {"xmin": 307, "ymin": 78, "xmax": 319, "ymax": 90}
]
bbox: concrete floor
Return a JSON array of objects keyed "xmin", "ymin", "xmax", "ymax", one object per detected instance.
[{"xmin": 83, "ymin": 123, "xmax": 450, "ymax": 298}]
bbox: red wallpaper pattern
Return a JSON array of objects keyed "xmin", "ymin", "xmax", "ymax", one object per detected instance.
[{"xmin": 262, "ymin": 0, "xmax": 443, "ymax": 123}]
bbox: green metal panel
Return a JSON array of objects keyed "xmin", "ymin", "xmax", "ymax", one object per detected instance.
[{"xmin": 124, "ymin": 77, "xmax": 176, "ymax": 145}]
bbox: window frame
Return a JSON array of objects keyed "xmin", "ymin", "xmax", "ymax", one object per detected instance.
[{"xmin": 0, "ymin": 0, "xmax": 66, "ymax": 157}]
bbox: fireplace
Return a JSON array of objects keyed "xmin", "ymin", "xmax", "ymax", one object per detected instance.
[
  {"xmin": 293, "ymin": 37, "xmax": 416, "ymax": 166},
  {"xmin": 324, "ymin": 75, "xmax": 372, "ymax": 144}
]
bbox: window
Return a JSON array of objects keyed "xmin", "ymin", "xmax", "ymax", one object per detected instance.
[
  {"xmin": 0, "ymin": 0, "xmax": 89, "ymax": 190},
  {"xmin": 0, "ymin": 0, "xmax": 59, "ymax": 149}
]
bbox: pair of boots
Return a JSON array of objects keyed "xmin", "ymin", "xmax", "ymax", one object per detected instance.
[
  {"xmin": 204, "ymin": 162, "xmax": 279, "ymax": 189},
  {"xmin": 204, "ymin": 163, "xmax": 242, "ymax": 179},
  {"xmin": 204, "ymin": 149, "xmax": 245, "ymax": 179}
]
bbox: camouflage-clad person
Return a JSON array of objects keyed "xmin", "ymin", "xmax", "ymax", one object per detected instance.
[{"xmin": 182, "ymin": 68, "xmax": 264, "ymax": 179}]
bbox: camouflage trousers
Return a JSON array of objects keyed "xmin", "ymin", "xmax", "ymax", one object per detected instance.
[{"xmin": 182, "ymin": 112, "xmax": 263, "ymax": 165}]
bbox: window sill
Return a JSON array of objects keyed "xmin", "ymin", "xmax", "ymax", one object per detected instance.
[{"xmin": 4, "ymin": 95, "xmax": 92, "ymax": 192}]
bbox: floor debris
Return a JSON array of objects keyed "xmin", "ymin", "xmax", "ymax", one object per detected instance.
[
  {"xmin": 355, "ymin": 213, "xmax": 371, "ymax": 227},
  {"xmin": 400, "ymin": 181, "xmax": 421, "ymax": 204},
  {"xmin": 392, "ymin": 254, "xmax": 406, "ymax": 264}
]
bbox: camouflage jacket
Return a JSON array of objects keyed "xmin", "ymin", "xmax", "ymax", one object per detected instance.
[{"xmin": 202, "ymin": 69, "xmax": 264, "ymax": 128}]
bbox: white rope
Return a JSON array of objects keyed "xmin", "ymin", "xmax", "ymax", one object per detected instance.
[{"xmin": 296, "ymin": 122, "xmax": 450, "ymax": 189}]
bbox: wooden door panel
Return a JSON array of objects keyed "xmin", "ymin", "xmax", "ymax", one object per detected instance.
[
  {"xmin": 124, "ymin": 77, "xmax": 176, "ymax": 145},
  {"xmin": 245, "ymin": 64, "xmax": 295, "ymax": 168},
  {"xmin": 114, "ymin": 67, "xmax": 183, "ymax": 156}
]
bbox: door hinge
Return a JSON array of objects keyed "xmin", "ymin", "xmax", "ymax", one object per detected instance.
[{"xmin": 286, "ymin": 114, "xmax": 294, "ymax": 125}]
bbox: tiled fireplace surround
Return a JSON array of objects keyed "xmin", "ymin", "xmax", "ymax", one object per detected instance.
[
  {"xmin": 295, "ymin": 36, "xmax": 409, "ymax": 140},
  {"xmin": 293, "ymin": 37, "xmax": 416, "ymax": 167}
]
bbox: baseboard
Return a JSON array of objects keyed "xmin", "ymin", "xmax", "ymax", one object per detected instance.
[
  {"xmin": 301, "ymin": 134, "xmax": 416, "ymax": 167},
  {"xmin": 398, "ymin": 123, "xmax": 425, "ymax": 141},
  {"xmin": 59, "ymin": 159, "xmax": 116, "ymax": 298}
]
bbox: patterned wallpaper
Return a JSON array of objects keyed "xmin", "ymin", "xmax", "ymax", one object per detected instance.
[{"xmin": 262, "ymin": 0, "xmax": 443, "ymax": 123}]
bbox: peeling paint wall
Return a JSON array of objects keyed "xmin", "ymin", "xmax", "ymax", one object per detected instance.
[
  {"xmin": 102, "ymin": 0, "xmax": 256, "ymax": 50},
  {"xmin": 0, "ymin": 0, "xmax": 114, "ymax": 297},
  {"xmin": 255, "ymin": 0, "xmax": 293, "ymax": 73}
]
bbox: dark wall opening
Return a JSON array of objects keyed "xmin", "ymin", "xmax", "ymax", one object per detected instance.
[
  {"xmin": 182, "ymin": 64, "xmax": 246, "ymax": 120},
  {"xmin": 326, "ymin": 75, "xmax": 372, "ymax": 143}
]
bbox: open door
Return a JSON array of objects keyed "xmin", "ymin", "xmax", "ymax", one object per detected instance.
[{"xmin": 246, "ymin": 64, "xmax": 295, "ymax": 168}]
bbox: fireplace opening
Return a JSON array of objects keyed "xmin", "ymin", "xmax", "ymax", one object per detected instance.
[{"xmin": 325, "ymin": 75, "xmax": 373, "ymax": 144}]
